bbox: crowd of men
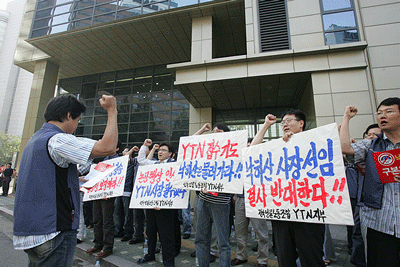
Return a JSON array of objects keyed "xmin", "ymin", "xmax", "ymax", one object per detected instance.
[{"xmin": 11, "ymin": 94, "xmax": 400, "ymax": 267}]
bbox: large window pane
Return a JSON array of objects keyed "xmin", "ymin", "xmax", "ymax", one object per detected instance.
[
  {"xmin": 94, "ymin": 2, "xmax": 117, "ymax": 16},
  {"xmin": 93, "ymin": 13, "xmax": 116, "ymax": 24},
  {"xmin": 33, "ymin": 18, "xmax": 51, "ymax": 29},
  {"xmin": 36, "ymin": 8, "xmax": 53, "ymax": 18},
  {"xmin": 321, "ymin": 0, "xmax": 351, "ymax": 11},
  {"xmin": 50, "ymin": 23, "xmax": 69, "ymax": 34},
  {"xmin": 325, "ymin": 29, "xmax": 358, "ymax": 45},
  {"xmin": 54, "ymin": 3, "xmax": 72, "ymax": 15},
  {"xmin": 37, "ymin": 0, "xmax": 54, "ymax": 10},
  {"xmin": 323, "ymin": 11, "xmax": 356, "ymax": 31},
  {"xmin": 170, "ymin": 0, "xmax": 198, "ymax": 8},
  {"xmin": 31, "ymin": 28, "xmax": 50, "ymax": 37},
  {"xmin": 52, "ymin": 13, "xmax": 71, "ymax": 25},
  {"xmin": 117, "ymin": 7, "xmax": 141, "ymax": 19}
]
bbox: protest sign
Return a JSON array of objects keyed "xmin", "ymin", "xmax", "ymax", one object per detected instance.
[
  {"xmin": 130, "ymin": 162, "xmax": 189, "ymax": 209},
  {"xmin": 373, "ymin": 148, "xmax": 400, "ymax": 183},
  {"xmin": 242, "ymin": 123, "xmax": 353, "ymax": 225},
  {"xmin": 83, "ymin": 155, "xmax": 129, "ymax": 201},
  {"xmin": 172, "ymin": 130, "xmax": 248, "ymax": 194},
  {"xmin": 80, "ymin": 162, "xmax": 116, "ymax": 189}
]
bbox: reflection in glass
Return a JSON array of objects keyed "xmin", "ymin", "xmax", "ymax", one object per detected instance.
[
  {"xmin": 36, "ymin": 8, "xmax": 53, "ymax": 18},
  {"xmin": 52, "ymin": 13, "xmax": 71, "ymax": 25},
  {"xmin": 93, "ymin": 13, "xmax": 116, "ymax": 24},
  {"xmin": 33, "ymin": 18, "xmax": 51, "ymax": 29},
  {"xmin": 38, "ymin": 0, "xmax": 54, "ymax": 10},
  {"xmin": 81, "ymin": 83, "xmax": 97, "ymax": 98},
  {"xmin": 73, "ymin": 7, "xmax": 94, "ymax": 19},
  {"xmin": 325, "ymin": 30, "xmax": 358, "ymax": 45},
  {"xmin": 56, "ymin": 0, "xmax": 73, "ymax": 5},
  {"xmin": 130, "ymin": 122, "xmax": 149, "ymax": 132},
  {"xmin": 94, "ymin": 2, "xmax": 117, "ymax": 15},
  {"xmin": 54, "ymin": 4, "xmax": 72, "ymax": 15},
  {"xmin": 170, "ymin": 0, "xmax": 198, "ymax": 8},
  {"xmin": 117, "ymin": 104, "xmax": 130, "ymax": 113},
  {"xmin": 118, "ymin": 123, "xmax": 129, "ymax": 133},
  {"xmin": 149, "ymin": 131, "xmax": 168, "ymax": 142},
  {"xmin": 150, "ymin": 111, "xmax": 170, "ymax": 121},
  {"xmin": 323, "ymin": 11, "xmax": 356, "ymax": 31},
  {"xmin": 114, "ymin": 86, "xmax": 132, "ymax": 96},
  {"xmin": 118, "ymin": 0, "xmax": 141, "ymax": 9},
  {"xmin": 73, "ymin": 18, "xmax": 92, "ymax": 29},
  {"xmin": 94, "ymin": 116, "xmax": 108, "ymax": 124},
  {"xmin": 51, "ymin": 23, "xmax": 69, "ymax": 34},
  {"xmin": 322, "ymin": 0, "xmax": 351, "ymax": 11},
  {"xmin": 172, "ymin": 100, "xmax": 189, "ymax": 110},
  {"xmin": 142, "ymin": 2, "xmax": 169, "ymax": 14},
  {"xmin": 74, "ymin": 0, "xmax": 95, "ymax": 10}
]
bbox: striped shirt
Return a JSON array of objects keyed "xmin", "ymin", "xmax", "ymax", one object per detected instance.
[
  {"xmin": 351, "ymin": 135, "xmax": 400, "ymax": 237},
  {"xmin": 13, "ymin": 133, "xmax": 95, "ymax": 250}
]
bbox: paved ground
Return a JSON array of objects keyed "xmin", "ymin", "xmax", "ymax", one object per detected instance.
[{"xmin": 0, "ymin": 193, "xmax": 355, "ymax": 267}]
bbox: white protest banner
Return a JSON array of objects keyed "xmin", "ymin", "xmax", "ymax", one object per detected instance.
[
  {"xmin": 83, "ymin": 155, "xmax": 129, "ymax": 201},
  {"xmin": 80, "ymin": 162, "xmax": 116, "ymax": 189},
  {"xmin": 130, "ymin": 162, "xmax": 189, "ymax": 209},
  {"xmin": 172, "ymin": 130, "xmax": 247, "ymax": 194},
  {"xmin": 242, "ymin": 123, "xmax": 353, "ymax": 225}
]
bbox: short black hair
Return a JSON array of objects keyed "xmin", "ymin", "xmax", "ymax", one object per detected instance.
[
  {"xmin": 363, "ymin": 123, "xmax": 380, "ymax": 137},
  {"xmin": 281, "ymin": 109, "xmax": 306, "ymax": 130},
  {"xmin": 44, "ymin": 94, "xmax": 86, "ymax": 122},
  {"xmin": 159, "ymin": 143, "xmax": 174, "ymax": 154},
  {"xmin": 213, "ymin": 123, "xmax": 230, "ymax": 132},
  {"xmin": 377, "ymin": 97, "xmax": 400, "ymax": 111}
]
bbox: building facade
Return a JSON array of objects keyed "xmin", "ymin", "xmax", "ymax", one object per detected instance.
[
  {"xmin": 13, "ymin": 0, "xmax": 400, "ymax": 156},
  {"xmin": 0, "ymin": 0, "xmax": 34, "ymax": 137}
]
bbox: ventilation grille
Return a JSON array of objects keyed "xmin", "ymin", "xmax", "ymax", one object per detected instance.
[{"xmin": 258, "ymin": 0, "xmax": 290, "ymax": 52}]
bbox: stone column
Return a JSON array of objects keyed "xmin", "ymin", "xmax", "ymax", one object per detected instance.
[{"xmin": 191, "ymin": 16, "xmax": 212, "ymax": 62}]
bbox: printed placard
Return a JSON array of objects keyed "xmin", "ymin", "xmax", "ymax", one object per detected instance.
[
  {"xmin": 130, "ymin": 163, "xmax": 189, "ymax": 209},
  {"xmin": 172, "ymin": 130, "xmax": 248, "ymax": 194},
  {"xmin": 83, "ymin": 155, "xmax": 129, "ymax": 201},
  {"xmin": 373, "ymin": 148, "xmax": 400, "ymax": 183},
  {"xmin": 242, "ymin": 123, "xmax": 353, "ymax": 225}
]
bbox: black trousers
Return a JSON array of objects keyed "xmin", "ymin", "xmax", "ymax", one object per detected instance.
[
  {"xmin": 93, "ymin": 198, "xmax": 115, "ymax": 252},
  {"xmin": 367, "ymin": 227, "xmax": 400, "ymax": 267},
  {"xmin": 2, "ymin": 176, "xmax": 11, "ymax": 196},
  {"xmin": 146, "ymin": 209, "xmax": 181, "ymax": 267},
  {"xmin": 272, "ymin": 220, "xmax": 325, "ymax": 267}
]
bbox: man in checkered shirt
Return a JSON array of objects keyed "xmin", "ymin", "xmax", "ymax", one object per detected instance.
[{"xmin": 340, "ymin": 97, "xmax": 400, "ymax": 267}]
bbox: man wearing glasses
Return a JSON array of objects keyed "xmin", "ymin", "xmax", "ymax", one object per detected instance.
[
  {"xmin": 251, "ymin": 109, "xmax": 326, "ymax": 267},
  {"xmin": 340, "ymin": 97, "xmax": 400, "ymax": 267}
]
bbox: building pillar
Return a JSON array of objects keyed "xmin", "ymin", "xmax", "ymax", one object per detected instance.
[
  {"xmin": 191, "ymin": 16, "xmax": 212, "ymax": 62},
  {"xmin": 188, "ymin": 105, "xmax": 212, "ymax": 135},
  {"xmin": 17, "ymin": 60, "xmax": 59, "ymax": 167}
]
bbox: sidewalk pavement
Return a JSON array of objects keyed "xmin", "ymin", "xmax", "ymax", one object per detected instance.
[{"xmin": 0, "ymin": 194, "xmax": 354, "ymax": 267}]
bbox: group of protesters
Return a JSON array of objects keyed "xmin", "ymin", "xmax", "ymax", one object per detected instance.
[{"xmin": 12, "ymin": 93, "xmax": 400, "ymax": 267}]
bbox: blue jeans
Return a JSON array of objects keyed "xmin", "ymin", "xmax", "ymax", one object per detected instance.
[
  {"xmin": 25, "ymin": 230, "xmax": 77, "ymax": 267},
  {"xmin": 195, "ymin": 198, "xmax": 231, "ymax": 267},
  {"xmin": 114, "ymin": 196, "xmax": 134, "ymax": 238},
  {"xmin": 182, "ymin": 201, "xmax": 191, "ymax": 235}
]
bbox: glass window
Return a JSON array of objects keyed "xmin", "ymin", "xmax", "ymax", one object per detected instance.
[
  {"xmin": 117, "ymin": 7, "xmax": 141, "ymax": 19},
  {"xmin": 172, "ymin": 99, "xmax": 189, "ymax": 110},
  {"xmin": 172, "ymin": 91, "xmax": 185, "ymax": 99},
  {"xmin": 74, "ymin": 0, "xmax": 95, "ymax": 10},
  {"xmin": 142, "ymin": 2, "xmax": 169, "ymax": 14},
  {"xmin": 150, "ymin": 110, "xmax": 170, "ymax": 121},
  {"xmin": 72, "ymin": 18, "xmax": 92, "ymax": 29},
  {"xmin": 81, "ymin": 83, "xmax": 97, "ymax": 98},
  {"xmin": 95, "ymin": 106, "xmax": 108, "ymax": 115},
  {"xmin": 52, "ymin": 13, "xmax": 71, "ymax": 25},
  {"xmin": 130, "ymin": 112, "xmax": 149, "ymax": 122},
  {"xmin": 115, "ymin": 95, "xmax": 131, "ymax": 104},
  {"xmin": 321, "ymin": 0, "xmax": 351, "ymax": 11},
  {"xmin": 118, "ymin": 104, "xmax": 130, "ymax": 113},
  {"xmin": 118, "ymin": 0, "xmax": 141, "ymax": 9},
  {"xmin": 169, "ymin": 0, "xmax": 198, "ymax": 8},
  {"xmin": 115, "ymin": 78, "xmax": 133, "ymax": 88},
  {"xmin": 37, "ymin": 0, "xmax": 54, "ymax": 10},
  {"xmin": 54, "ymin": 3, "xmax": 72, "ymax": 15},
  {"xmin": 36, "ymin": 8, "xmax": 53, "ymax": 19},
  {"xmin": 56, "ymin": 0, "xmax": 73, "ymax": 5},
  {"xmin": 93, "ymin": 13, "xmax": 116, "ymax": 24},
  {"xmin": 171, "ymin": 130, "xmax": 188, "ymax": 141},
  {"xmin": 31, "ymin": 28, "xmax": 50, "ymax": 38},
  {"xmin": 94, "ymin": 3, "xmax": 117, "ymax": 16},
  {"xmin": 152, "ymin": 92, "xmax": 171, "ymax": 101},
  {"xmin": 94, "ymin": 116, "xmax": 108, "ymax": 124},
  {"xmin": 118, "ymin": 123, "xmax": 129, "ymax": 133},
  {"xmin": 96, "ymin": 0, "xmax": 117, "ymax": 4},
  {"xmin": 73, "ymin": 7, "xmax": 93, "ymax": 19},
  {"xmin": 322, "ymin": 11, "xmax": 356, "ymax": 31},
  {"xmin": 33, "ymin": 18, "xmax": 51, "ymax": 29},
  {"xmin": 321, "ymin": 0, "xmax": 358, "ymax": 45},
  {"xmin": 50, "ymin": 23, "xmax": 69, "ymax": 34},
  {"xmin": 114, "ymin": 86, "xmax": 131, "ymax": 96},
  {"xmin": 129, "ymin": 133, "xmax": 148, "ymax": 143},
  {"xmin": 83, "ymin": 74, "xmax": 98, "ymax": 83},
  {"xmin": 130, "ymin": 122, "xmax": 149, "ymax": 132}
]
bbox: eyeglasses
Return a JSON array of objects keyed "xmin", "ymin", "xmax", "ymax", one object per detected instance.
[
  {"xmin": 280, "ymin": 118, "xmax": 299, "ymax": 126},
  {"xmin": 376, "ymin": 110, "xmax": 397, "ymax": 117}
]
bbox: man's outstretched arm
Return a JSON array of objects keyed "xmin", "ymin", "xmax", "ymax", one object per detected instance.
[{"xmin": 340, "ymin": 106, "xmax": 358, "ymax": 155}]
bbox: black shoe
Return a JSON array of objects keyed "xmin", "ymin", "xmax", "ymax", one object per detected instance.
[
  {"xmin": 190, "ymin": 251, "xmax": 196, "ymax": 257},
  {"xmin": 183, "ymin": 233, "xmax": 190, "ymax": 239},
  {"xmin": 138, "ymin": 254, "xmax": 155, "ymax": 264},
  {"xmin": 210, "ymin": 254, "xmax": 217, "ymax": 263},
  {"xmin": 77, "ymin": 239, "xmax": 83, "ymax": 244},
  {"xmin": 231, "ymin": 258, "xmax": 248, "ymax": 265},
  {"xmin": 129, "ymin": 238, "xmax": 144, "ymax": 244},
  {"xmin": 121, "ymin": 236, "xmax": 131, "ymax": 242}
]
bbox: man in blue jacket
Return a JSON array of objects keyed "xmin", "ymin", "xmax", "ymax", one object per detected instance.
[
  {"xmin": 340, "ymin": 97, "xmax": 400, "ymax": 267},
  {"xmin": 13, "ymin": 94, "xmax": 118, "ymax": 267}
]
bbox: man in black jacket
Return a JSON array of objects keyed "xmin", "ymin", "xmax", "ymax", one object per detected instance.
[{"xmin": 2, "ymin": 163, "xmax": 14, "ymax": 196}]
